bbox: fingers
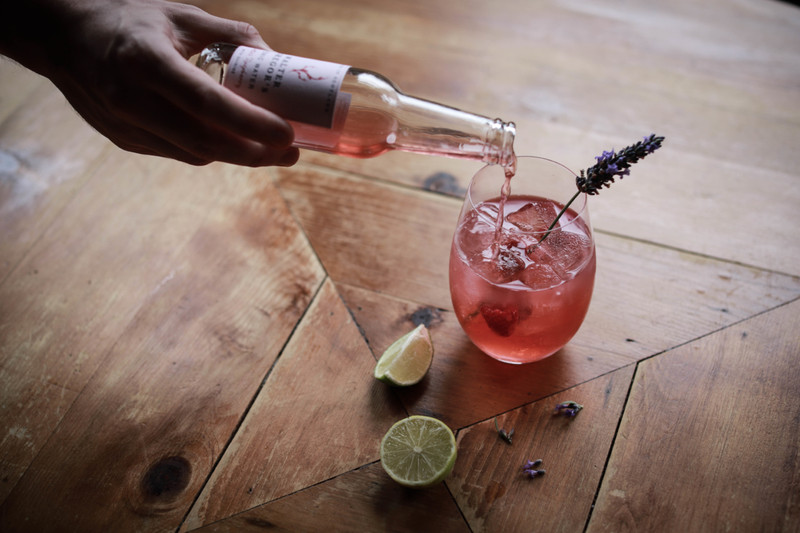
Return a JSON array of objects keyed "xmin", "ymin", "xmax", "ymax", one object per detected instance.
[
  {"xmin": 101, "ymin": 25, "xmax": 297, "ymax": 164},
  {"xmin": 150, "ymin": 44, "xmax": 296, "ymax": 149},
  {"xmin": 165, "ymin": 3, "xmax": 270, "ymax": 55},
  {"xmin": 62, "ymin": 84, "xmax": 208, "ymax": 165},
  {"xmin": 68, "ymin": 72, "xmax": 297, "ymax": 167},
  {"xmin": 126, "ymin": 131, "xmax": 299, "ymax": 167},
  {"xmin": 118, "ymin": 91, "xmax": 298, "ymax": 166},
  {"xmin": 119, "ymin": 122, "xmax": 300, "ymax": 167},
  {"xmin": 113, "ymin": 134, "xmax": 209, "ymax": 166}
]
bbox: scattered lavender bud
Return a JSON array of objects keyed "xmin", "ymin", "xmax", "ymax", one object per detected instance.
[
  {"xmin": 494, "ymin": 417, "xmax": 514, "ymax": 445},
  {"xmin": 523, "ymin": 459, "xmax": 543, "ymax": 470},
  {"xmin": 554, "ymin": 401, "xmax": 584, "ymax": 418},
  {"xmin": 522, "ymin": 459, "xmax": 546, "ymax": 479}
]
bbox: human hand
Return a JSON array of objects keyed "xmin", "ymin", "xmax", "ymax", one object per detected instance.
[{"xmin": 2, "ymin": 0, "xmax": 299, "ymax": 167}]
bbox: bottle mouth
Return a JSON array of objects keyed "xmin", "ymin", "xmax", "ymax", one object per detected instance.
[{"xmin": 484, "ymin": 119, "xmax": 516, "ymax": 168}]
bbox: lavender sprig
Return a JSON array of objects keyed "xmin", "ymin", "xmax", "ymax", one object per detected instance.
[
  {"xmin": 576, "ymin": 134, "xmax": 664, "ymax": 195},
  {"xmin": 531, "ymin": 134, "xmax": 664, "ymax": 248},
  {"xmin": 522, "ymin": 459, "xmax": 546, "ymax": 479}
]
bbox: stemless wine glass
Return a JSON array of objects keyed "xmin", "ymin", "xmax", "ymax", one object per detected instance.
[{"xmin": 448, "ymin": 156, "xmax": 596, "ymax": 364}]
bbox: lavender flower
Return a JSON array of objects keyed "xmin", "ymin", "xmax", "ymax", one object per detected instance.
[
  {"xmin": 531, "ymin": 134, "xmax": 664, "ymax": 248},
  {"xmin": 554, "ymin": 401, "xmax": 583, "ymax": 418},
  {"xmin": 576, "ymin": 134, "xmax": 664, "ymax": 195},
  {"xmin": 522, "ymin": 459, "xmax": 546, "ymax": 478}
]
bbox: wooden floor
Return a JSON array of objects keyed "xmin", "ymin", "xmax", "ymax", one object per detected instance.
[{"xmin": 2, "ymin": 0, "xmax": 799, "ymax": 531}]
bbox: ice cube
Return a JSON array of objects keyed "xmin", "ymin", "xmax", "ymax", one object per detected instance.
[
  {"xmin": 459, "ymin": 228, "xmax": 495, "ymax": 260},
  {"xmin": 506, "ymin": 202, "xmax": 551, "ymax": 233},
  {"xmin": 473, "ymin": 246, "xmax": 525, "ymax": 284},
  {"xmin": 546, "ymin": 230, "xmax": 592, "ymax": 275},
  {"xmin": 457, "ymin": 211, "xmax": 496, "ymax": 260},
  {"xmin": 519, "ymin": 262, "xmax": 563, "ymax": 289},
  {"xmin": 527, "ymin": 230, "xmax": 592, "ymax": 279}
]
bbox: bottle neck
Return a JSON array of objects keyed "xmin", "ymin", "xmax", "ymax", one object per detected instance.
[{"xmin": 389, "ymin": 94, "xmax": 515, "ymax": 167}]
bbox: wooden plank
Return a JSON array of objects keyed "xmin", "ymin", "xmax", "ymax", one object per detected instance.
[
  {"xmin": 339, "ymin": 282, "xmax": 632, "ymax": 430},
  {"xmin": 0, "ymin": 0, "xmax": 796, "ymax": 531},
  {"xmin": 337, "ymin": 223, "xmax": 800, "ymax": 432},
  {"xmin": 275, "ymin": 164, "xmax": 460, "ymax": 311},
  {"xmin": 0, "ymin": 79, "xmax": 110, "ymax": 280},
  {"xmin": 0, "ymin": 58, "xmax": 47, "ymax": 124},
  {"xmin": 188, "ymin": 0, "xmax": 800, "ymax": 168},
  {"xmin": 192, "ymin": 462, "xmax": 470, "ymax": 532},
  {"xmin": 585, "ymin": 150, "xmax": 800, "ymax": 278},
  {"xmin": 588, "ymin": 299, "xmax": 800, "ymax": 532},
  {"xmin": 448, "ymin": 365, "xmax": 636, "ymax": 532},
  {"xmin": 278, "ymin": 163, "xmax": 800, "ymax": 355},
  {"xmin": 586, "ymin": 234, "xmax": 800, "ymax": 355},
  {"xmin": 0, "ymin": 154, "xmax": 324, "ymax": 529},
  {"xmin": 185, "ymin": 0, "xmax": 800, "ymax": 275},
  {"xmin": 182, "ymin": 279, "xmax": 407, "ymax": 530}
]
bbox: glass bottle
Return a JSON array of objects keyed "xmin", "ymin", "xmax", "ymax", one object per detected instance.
[{"xmin": 195, "ymin": 43, "xmax": 515, "ymax": 167}]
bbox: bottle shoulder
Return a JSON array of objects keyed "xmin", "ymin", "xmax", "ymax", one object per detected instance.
[{"xmin": 342, "ymin": 68, "xmax": 401, "ymax": 97}]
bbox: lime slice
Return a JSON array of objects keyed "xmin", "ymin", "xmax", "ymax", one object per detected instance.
[
  {"xmin": 380, "ymin": 415, "xmax": 457, "ymax": 488},
  {"xmin": 373, "ymin": 324, "xmax": 433, "ymax": 386}
]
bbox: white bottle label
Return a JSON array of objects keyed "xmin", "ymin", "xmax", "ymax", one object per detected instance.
[{"xmin": 224, "ymin": 46, "xmax": 350, "ymax": 129}]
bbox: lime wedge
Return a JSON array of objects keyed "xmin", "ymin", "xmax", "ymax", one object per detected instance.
[
  {"xmin": 373, "ymin": 324, "xmax": 433, "ymax": 386},
  {"xmin": 380, "ymin": 415, "xmax": 457, "ymax": 489}
]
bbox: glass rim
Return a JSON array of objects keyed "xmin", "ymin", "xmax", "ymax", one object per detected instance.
[{"xmin": 467, "ymin": 156, "xmax": 589, "ymax": 235}]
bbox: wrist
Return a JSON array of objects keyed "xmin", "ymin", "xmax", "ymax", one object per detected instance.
[
  {"xmin": 0, "ymin": 0, "xmax": 135, "ymax": 78},
  {"xmin": 1, "ymin": 0, "xmax": 73, "ymax": 77}
]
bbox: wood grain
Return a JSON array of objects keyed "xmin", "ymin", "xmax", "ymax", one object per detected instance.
[
  {"xmin": 0, "ymin": 71, "xmax": 110, "ymax": 281},
  {"xmin": 339, "ymin": 282, "xmax": 632, "ymax": 430},
  {"xmin": 188, "ymin": 0, "xmax": 800, "ymax": 275},
  {"xmin": 0, "ymin": 155, "xmax": 324, "ymax": 529},
  {"xmin": 280, "ymin": 163, "xmax": 800, "ymax": 341},
  {"xmin": 277, "ymin": 165, "xmax": 800, "ymax": 324},
  {"xmin": 588, "ymin": 299, "xmax": 800, "ymax": 532},
  {"xmin": 183, "ymin": 279, "xmax": 407, "ymax": 529},
  {"xmin": 336, "ymin": 228, "xmax": 800, "ymax": 432},
  {"xmin": 1, "ymin": 0, "xmax": 798, "ymax": 530},
  {"xmin": 193, "ymin": 462, "xmax": 470, "ymax": 532},
  {"xmin": 449, "ymin": 365, "xmax": 635, "ymax": 532},
  {"xmin": 275, "ymin": 163, "xmax": 460, "ymax": 311},
  {"xmin": 0, "ymin": 59, "xmax": 46, "ymax": 124}
]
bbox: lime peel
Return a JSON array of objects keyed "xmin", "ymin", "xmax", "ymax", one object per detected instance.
[
  {"xmin": 373, "ymin": 324, "xmax": 433, "ymax": 386},
  {"xmin": 380, "ymin": 415, "xmax": 457, "ymax": 488}
]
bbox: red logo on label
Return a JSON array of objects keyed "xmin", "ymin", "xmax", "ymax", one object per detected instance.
[{"xmin": 292, "ymin": 66, "xmax": 325, "ymax": 81}]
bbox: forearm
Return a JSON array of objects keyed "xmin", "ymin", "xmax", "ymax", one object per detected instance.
[{"xmin": 1, "ymin": 0, "xmax": 87, "ymax": 78}]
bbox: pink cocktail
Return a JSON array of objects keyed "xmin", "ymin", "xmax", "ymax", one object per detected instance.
[{"xmin": 449, "ymin": 157, "xmax": 596, "ymax": 364}]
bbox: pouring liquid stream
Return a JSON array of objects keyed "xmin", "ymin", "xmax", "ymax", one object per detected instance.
[{"xmin": 491, "ymin": 157, "xmax": 517, "ymax": 259}]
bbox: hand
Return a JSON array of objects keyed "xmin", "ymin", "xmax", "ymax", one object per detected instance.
[{"xmin": 1, "ymin": 0, "xmax": 299, "ymax": 167}]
